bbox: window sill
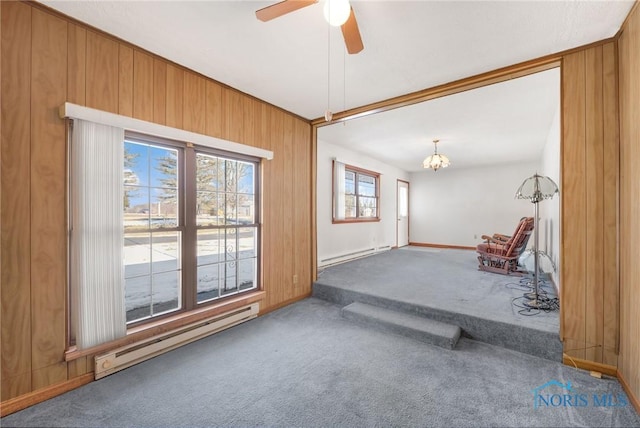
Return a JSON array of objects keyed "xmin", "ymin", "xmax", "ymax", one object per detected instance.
[
  {"xmin": 64, "ymin": 290, "xmax": 265, "ymax": 362},
  {"xmin": 332, "ymin": 218, "xmax": 381, "ymax": 224}
]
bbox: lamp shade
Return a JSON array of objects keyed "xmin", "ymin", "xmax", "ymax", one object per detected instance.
[
  {"xmin": 423, "ymin": 153, "xmax": 450, "ymax": 171},
  {"xmin": 423, "ymin": 139, "xmax": 450, "ymax": 171},
  {"xmin": 515, "ymin": 173, "xmax": 558, "ymax": 203}
]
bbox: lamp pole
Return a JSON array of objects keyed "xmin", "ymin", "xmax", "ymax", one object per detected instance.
[
  {"xmin": 529, "ymin": 198, "xmax": 541, "ymax": 307},
  {"xmin": 526, "ymin": 180, "xmax": 542, "ymax": 309}
]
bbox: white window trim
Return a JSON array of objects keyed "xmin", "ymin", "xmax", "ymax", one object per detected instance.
[{"xmin": 59, "ymin": 102, "xmax": 274, "ymax": 161}]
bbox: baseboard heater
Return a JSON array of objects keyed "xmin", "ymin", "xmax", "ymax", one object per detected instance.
[
  {"xmin": 319, "ymin": 246, "xmax": 392, "ymax": 268},
  {"xmin": 94, "ymin": 303, "xmax": 259, "ymax": 380}
]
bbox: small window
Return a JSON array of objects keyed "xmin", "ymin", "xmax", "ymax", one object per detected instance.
[{"xmin": 333, "ymin": 161, "xmax": 380, "ymax": 223}]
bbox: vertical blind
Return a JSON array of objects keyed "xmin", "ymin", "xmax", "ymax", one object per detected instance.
[
  {"xmin": 333, "ymin": 160, "xmax": 346, "ymax": 220},
  {"xmin": 70, "ymin": 119, "xmax": 126, "ymax": 349}
]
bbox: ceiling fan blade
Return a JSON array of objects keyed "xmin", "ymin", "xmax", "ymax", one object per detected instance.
[
  {"xmin": 341, "ymin": 6, "xmax": 364, "ymax": 54},
  {"xmin": 256, "ymin": 0, "xmax": 318, "ymax": 22}
]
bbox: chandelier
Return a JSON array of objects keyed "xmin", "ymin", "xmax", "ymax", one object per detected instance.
[{"xmin": 423, "ymin": 139, "xmax": 450, "ymax": 171}]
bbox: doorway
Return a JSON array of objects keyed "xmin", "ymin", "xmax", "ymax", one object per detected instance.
[{"xmin": 396, "ymin": 180, "xmax": 409, "ymax": 248}]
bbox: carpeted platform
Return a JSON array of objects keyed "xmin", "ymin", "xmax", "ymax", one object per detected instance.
[
  {"xmin": 313, "ymin": 247, "xmax": 562, "ymax": 360},
  {"xmin": 2, "ymin": 298, "xmax": 638, "ymax": 427}
]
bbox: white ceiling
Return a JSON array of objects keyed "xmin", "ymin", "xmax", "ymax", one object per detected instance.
[
  {"xmin": 319, "ymin": 68, "xmax": 560, "ymax": 172},
  {"xmin": 41, "ymin": 0, "xmax": 632, "ymax": 120},
  {"xmin": 40, "ymin": 1, "xmax": 632, "ymax": 171}
]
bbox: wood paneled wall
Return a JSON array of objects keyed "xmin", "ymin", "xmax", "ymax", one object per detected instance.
[
  {"xmin": 618, "ymin": 2, "xmax": 640, "ymax": 408},
  {"xmin": 0, "ymin": 1, "xmax": 312, "ymax": 402},
  {"xmin": 2, "ymin": 0, "xmax": 639, "ymax": 412},
  {"xmin": 561, "ymin": 42, "xmax": 619, "ymax": 365}
]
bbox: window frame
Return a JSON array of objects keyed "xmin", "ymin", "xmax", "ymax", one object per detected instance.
[
  {"xmin": 332, "ymin": 162, "xmax": 381, "ymax": 224},
  {"xmin": 193, "ymin": 149, "xmax": 260, "ymax": 305},
  {"xmin": 123, "ymin": 132, "xmax": 261, "ymax": 328}
]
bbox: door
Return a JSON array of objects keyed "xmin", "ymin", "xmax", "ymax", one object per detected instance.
[{"xmin": 397, "ymin": 180, "xmax": 409, "ymax": 247}]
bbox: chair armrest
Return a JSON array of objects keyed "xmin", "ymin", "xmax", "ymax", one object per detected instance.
[
  {"xmin": 483, "ymin": 236, "xmax": 508, "ymax": 245},
  {"xmin": 493, "ymin": 233, "xmax": 511, "ymax": 241}
]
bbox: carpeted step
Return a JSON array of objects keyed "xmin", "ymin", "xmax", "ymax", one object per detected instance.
[
  {"xmin": 314, "ymin": 282, "xmax": 563, "ymax": 361},
  {"xmin": 341, "ymin": 302, "xmax": 461, "ymax": 350}
]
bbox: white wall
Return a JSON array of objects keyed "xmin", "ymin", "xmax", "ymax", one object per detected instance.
[
  {"xmin": 539, "ymin": 106, "xmax": 561, "ymax": 287},
  {"xmin": 317, "ymin": 140, "xmax": 409, "ymax": 265},
  {"xmin": 409, "ymin": 161, "xmax": 539, "ymax": 247}
]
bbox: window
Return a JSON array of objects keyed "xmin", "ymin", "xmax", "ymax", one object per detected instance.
[
  {"xmin": 333, "ymin": 160, "xmax": 380, "ymax": 222},
  {"xmin": 124, "ymin": 135, "xmax": 259, "ymax": 325},
  {"xmin": 195, "ymin": 153, "xmax": 257, "ymax": 304}
]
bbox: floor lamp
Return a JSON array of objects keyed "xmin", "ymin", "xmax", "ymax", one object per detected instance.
[{"xmin": 515, "ymin": 173, "xmax": 559, "ymax": 309}]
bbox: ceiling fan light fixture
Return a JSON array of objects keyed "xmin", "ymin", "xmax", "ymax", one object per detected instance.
[
  {"xmin": 423, "ymin": 139, "xmax": 451, "ymax": 171},
  {"xmin": 323, "ymin": 0, "xmax": 351, "ymax": 26}
]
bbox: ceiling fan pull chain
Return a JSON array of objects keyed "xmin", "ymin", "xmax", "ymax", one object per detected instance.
[{"xmin": 325, "ymin": 20, "xmax": 333, "ymax": 122}]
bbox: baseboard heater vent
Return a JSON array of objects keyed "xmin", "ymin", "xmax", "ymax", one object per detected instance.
[
  {"xmin": 94, "ymin": 303, "xmax": 259, "ymax": 380},
  {"xmin": 319, "ymin": 246, "xmax": 391, "ymax": 268}
]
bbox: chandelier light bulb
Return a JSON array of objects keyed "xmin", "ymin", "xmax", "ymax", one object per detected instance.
[{"xmin": 323, "ymin": 0, "xmax": 351, "ymax": 27}]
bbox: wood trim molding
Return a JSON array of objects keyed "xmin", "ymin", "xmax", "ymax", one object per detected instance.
[
  {"xmin": 311, "ymin": 38, "xmax": 618, "ymax": 127},
  {"xmin": 562, "ymin": 353, "xmax": 618, "ymax": 377},
  {"xmin": 0, "ymin": 373, "xmax": 93, "ymax": 417},
  {"xmin": 65, "ymin": 291, "xmax": 265, "ymax": 362},
  {"xmin": 615, "ymin": 0, "xmax": 640, "ymax": 39},
  {"xmin": 311, "ymin": 120, "xmax": 318, "ymax": 283},
  {"xmin": 617, "ymin": 369, "xmax": 640, "ymax": 414},
  {"xmin": 409, "ymin": 242, "xmax": 476, "ymax": 251},
  {"xmin": 561, "ymin": 356, "xmax": 640, "ymax": 413},
  {"xmin": 341, "ymin": 162, "xmax": 380, "ymax": 177},
  {"xmin": 312, "ymin": 59, "xmax": 558, "ymax": 126},
  {"xmin": 333, "ymin": 218, "xmax": 381, "ymax": 224}
]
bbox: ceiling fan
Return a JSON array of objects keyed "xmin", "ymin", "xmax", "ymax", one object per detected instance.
[{"xmin": 256, "ymin": 0, "xmax": 364, "ymax": 54}]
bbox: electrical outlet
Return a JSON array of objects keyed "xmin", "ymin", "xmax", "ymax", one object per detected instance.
[
  {"xmin": 474, "ymin": 234, "xmax": 477, "ymax": 239},
  {"xmin": 293, "ymin": 274, "xmax": 298, "ymax": 284}
]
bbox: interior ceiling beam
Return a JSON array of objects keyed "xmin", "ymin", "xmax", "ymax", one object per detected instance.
[{"xmin": 311, "ymin": 37, "xmax": 617, "ymax": 128}]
